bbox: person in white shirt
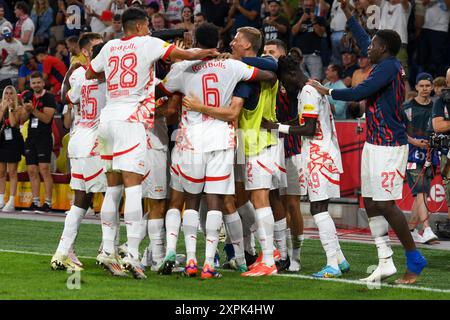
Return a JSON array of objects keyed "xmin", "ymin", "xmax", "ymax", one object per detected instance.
[
  {"xmin": 51, "ymin": 32, "xmax": 107, "ymax": 274},
  {"xmin": 262, "ymin": 55, "xmax": 350, "ymax": 279},
  {"xmin": 417, "ymin": 0, "xmax": 450, "ymax": 77},
  {"xmin": 379, "ymin": 0, "xmax": 411, "ymax": 76},
  {"xmin": 330, "ymin": 0, "xmax": 354, "ymax": 65},
  {"xmin": 159, "ymin": 23, "xmax": 275, "ymax": 279},
  {"xmin": 85, "ymin": 7, "xmax": 219, "ymax": 280},
  {"xmin": 85, "ymin": 0, "xmax": 112, "ymax": 34},
  {"xmin": 13, "ymin": 1, "xmax": 35, "ymax": 52},
  {"xmin": 0, "ymin": 26, "xmax": 24, "ymax": 85}
]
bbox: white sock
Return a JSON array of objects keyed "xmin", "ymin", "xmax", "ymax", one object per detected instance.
[
  {"xmin": 223, "ymin": 211, "xmax": 245, "ymax": 265},
  {"xmin": 205, "ymin": 210, "xmax": 223, "ymax": 267},
  {"xmin": 274, "ymin": 218, "xmax": 287, "ymax": 260},
  {"xmin": 114, "ymin": 211, "xmax": 121, "ymax": 250},
  {"xmin": 286, "ymin": 228, "xmax": 293, "ymax": 259},
  {"xmin": 8, "ymin": 195, "xmax": 14, "ymax": 203},
  {"xmin": 313, "ymin": 212, "xmax": 339, "ymax": 270},
  {"xmin": 0, "ymin": 193, "xmax": 4, "ymax": 205},
  {"xmin": 165, "ymin": 208, "xmax": 181, "ymax": 254},
  {"xmin": 56, "ymin": 206, "xmax": 86, "ymax": 256},
  {"xmin": 124, "ymin": 185, "xmax": 143, "ymax": 259},
  {"xmin": 255, "ymin": 207, "xmax": 275, "ymax": 267},
  {"xmin": 183, "ymin": 209, "xmax": 199, "ymax": 263},
  {"xmin": 238, "ymin": 201, "xmax": 257, "ymax": 255},
  {"xmin": 139, "ymin": 213, "xmax": 149, "ymax": 241},
  {"xmin": 101, "ymin": 185, "xmax": 123, "ymax": 254},
  {"xmin": 292, "ymin": 234, "xmax": 304, "ymax": 262},
  {"xmin": 148, "ymin": 218, "xmax": 165, "ymax": 264},
  {"xmin": 368, "ymin": 216, "xmax": 393, "ymax": 261},
  {"xmin": 199, "ymin": 197, "xmax": 207, "ymax": 234}
]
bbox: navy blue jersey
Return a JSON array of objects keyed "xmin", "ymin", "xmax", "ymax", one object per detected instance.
[
  {"xmin": 276, "ymin": 85, "xmax": 302, "ymax": 157},
  {"xmin": 331, "ymin": 17, "xmax": 407, "ymax": 146}
]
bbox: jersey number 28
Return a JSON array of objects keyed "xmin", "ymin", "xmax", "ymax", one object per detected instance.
[{"xmin": 107, "ymin": 53, "xmax": 138, "ymax": 91}]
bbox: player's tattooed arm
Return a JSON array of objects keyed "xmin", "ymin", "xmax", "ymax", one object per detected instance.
[
  {"xmin": 183, "ymin": 94, "xmax": 245, "ymax": 122},
  {"xmin": 261, "ymin": 117, "xmax": 317, "ymax": 137},
  {"xmin": 61, "ymin": 62, "xmax": 81, "ymax": 105}
]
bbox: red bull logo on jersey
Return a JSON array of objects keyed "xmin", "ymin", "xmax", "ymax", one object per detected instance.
[{"xmin": 191, "ymin": 61, "xmax": 226, "ymax": 73}]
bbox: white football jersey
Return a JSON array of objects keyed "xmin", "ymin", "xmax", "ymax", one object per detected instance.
[
  {"xmin": 161, "ymin": 58, "xmax": 257, "ymax": 152},
  {"xmin": 67, "ymin": 66, "xmax": 106, "ymax": 158},
  {"xmin": 89, "ymin": 35, "xmax": 175, "ymax": 123},
  {"xmin": 298, "ymin": 84, "xmax": 343, "ymax": 173}
]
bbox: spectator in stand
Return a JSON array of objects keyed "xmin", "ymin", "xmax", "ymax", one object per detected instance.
[
  {"xmin": 229, "ymin": 0, "xmax": 261, "ymax": 38},
  {"xmin": 323, "ymin": 63, "xmax": 348, "ymax": 119},
  {"xmin": 289, "ymin": 46, "xmax": 310, "ymax": 78},
  {"xmin": 66, "ymin": 36, "xmax": 87, "ymax": 66},
  {"xmin": 151, "ymin": 12, "xmax": 166, "ymax": 32},
  {"xmin": 31, "ymin": 0, "xmax": 54, "ymax": 48},
  {"xmin": 53, "ymin": 40, "xmax": 70, "ymax": 68},
  {"xmin": 201, "ymin": 0, "xmax": 229, "ymax": 29},
  {"xmin": 19, "ymin": 71, "xmax": 57, "ymax": 213},
  {"xmin": 0, "ymin": 85, "xmax": 24, "ymax": 213},
  {"xmin": 262, "ymin": 0, "xmax": 290, "ymax": 45},
  {"xmin": 110, "ymin": 0, "xmax": 128, "ymax": 15},
  {"xmin": 194, "ymin": 12, "xmax": 206, "ymax": 29},
  {"xmin": 330, "ymin": 0, "xmax": 353, "ymax": 65},
  {"xmin": 165, "ymin": 0, "xmax": 191, "ymax": 27},
  {"xmin": 341, "ymin": 48, "xmax": 359, "ymax": 87},
  {"xmin": 13, "ymin": 1, "xmax": 35, "ymax": 52},
  {"xmin": 18, "ymin": 52, "xmax": 43, "ymax": 92},
  {"xmin": 104, "ymin": 13, "xmax": 124, "ymax": 41},
  {"xmin": 433, "ymin": 76, "xmax": 447, "ymax": 101},
  {"xmin": 417, "ymin": 0, "xmax": 450, "ymax": 77},
  {"xmin": 379, "ymin": 0, "xmax": 411, "ymax": 77},
  {"xmin": 291, "ymin": 0, "xmax": 326, "ymax": 80},
  {"xmin": 403, "ymin": 72, "xmax": 439, "ymax": 244},
  {"xmin": 0, "ymin": 26, "xmax": 24, "ymax": 87},
  {"xmin": 85, "ymin": 0, "xmax": 112, "ymax": 34},
  {"xmin": 0, "ymin": 4, "xmax": 13, "ymax": 40},
  {"xmin": 34, "ymin": 46, "xmax": 67, "ymax": 101},
  {"xmin": 351, "ymin": 53, "xmax": 372, "ymax": 87},
  {"xmin": 145, "ymin": 2, "xmax": 160, "ymax": 18},
  {"xmin": 176, "ymin": 6, "xmax": 194, "ymax": 32}
]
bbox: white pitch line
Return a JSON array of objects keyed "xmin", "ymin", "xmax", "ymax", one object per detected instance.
[
  {"xmin": 1, "ymin": 249, "xmax": 449, "ymax": 295},
  {"xmin": 276, "ymin": 273, "xmax": 450, "ymax": 294}
]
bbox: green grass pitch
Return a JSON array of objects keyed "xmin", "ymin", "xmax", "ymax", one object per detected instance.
[{"xmin": 0, "ymin": 218, "xmax": 449, "ymax": 300}]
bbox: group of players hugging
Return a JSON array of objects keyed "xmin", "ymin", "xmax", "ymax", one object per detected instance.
[{"xmin": 50, "ymin": 5, "xmax": 427, "ymax": 285}]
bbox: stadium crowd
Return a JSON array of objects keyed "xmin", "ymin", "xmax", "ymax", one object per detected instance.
[{"xmin": 0, "ymin": 0, "xmax": 449, "ymax": 282}]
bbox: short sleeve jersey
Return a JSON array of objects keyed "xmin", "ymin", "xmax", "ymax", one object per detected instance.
[
  {"xmin": 89, "ymin": 35, "xmax": 175, "ymax": 123},
  {"xmin": 160, "ymin": 58, "xmax": 258, "ymax": 152},
  {"xmin": 67, "ymin": 66, "xmax": 106, "ymax": 158},
  {"xmin": 22, "ymin": 90, "xmax": 56, "ymax": 138},
  {"xmin": 299, "ymin": 84, "xmax": 343, "ymax": 173}
]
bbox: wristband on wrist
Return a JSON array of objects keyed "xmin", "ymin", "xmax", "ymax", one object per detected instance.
[{"xmin": 278, "ymin": 124, "xmax": 290, "ymax": 134}]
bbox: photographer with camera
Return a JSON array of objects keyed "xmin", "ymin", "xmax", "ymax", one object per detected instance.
[
  {"xmin": 431, "ymin": 68, "xmax": 450, "ymax": 231},
  {"xmin": 403, "ymin": 73, "xmax": 439, "ymax": 244}
]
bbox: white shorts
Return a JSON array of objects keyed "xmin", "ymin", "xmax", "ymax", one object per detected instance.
[
  {"xmin": 177, "ymin": 149, "xmax": 235, "ymax": 195},
  {"xmin": 245, "ymin": 144, "xmax": 287, "ymax": 191},
  {"xmin": 70, "ymin": 156, "xmax": 107, "ymax": 193},
  {"xmin": 361, "ymin": 142, "xmax": 408, "ymax": 201},
  {"xmin": 280, "ymin": 153, "xmax": 306, "ymax": 196},
  {"xmin": 98, "ymin": 120, "xmax": 147, "ymax": 175},
  {"xmin": 142, "ymin": 148, "xmax": 168, "ymax": 199},
  {"xmin": 169, "ymin": 147, "xmax": 183, "ymax": 192}
]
